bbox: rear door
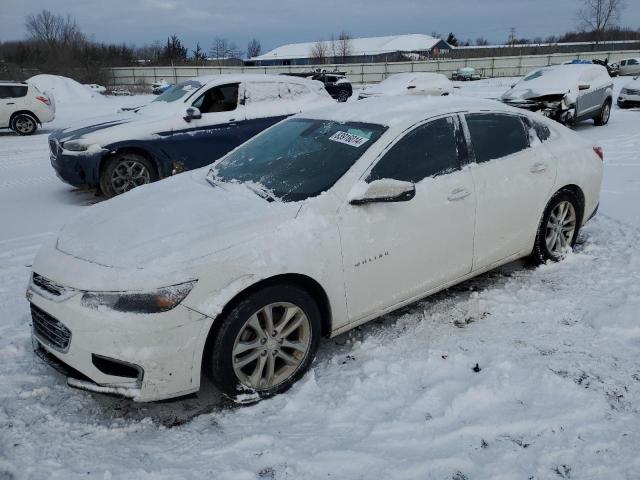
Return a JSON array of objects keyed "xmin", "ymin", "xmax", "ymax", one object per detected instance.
[
  {"xmin": 463, "ymin": 112, "xmax": 557, "ymax": 270},
  {"xmin": 0, "ymin": 86, "xmax": 12, "ymax": 127},
  {"xmin": 576, "ymin": 68, "xmax": 608, "ymax": 118}
]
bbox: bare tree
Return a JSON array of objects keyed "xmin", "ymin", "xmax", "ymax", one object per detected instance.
[
  {"xmin": 246, "ymin": 38, "xmax": 261, "ymax": 58},
  {"xmin": 210, "ymin": 37, "xmax": 240, "ymax": 65},
  {"xmin": 25, "ymin": 10, "xmax": 84, "ymax": 48},
  {"xmin": 336, "ymin": 31, "xmax": 353, "ymax": 63},
  {"xmin": 578, "ymin": 0, "xmax": 626, "ymax": 42},
  {"xmin": 310, "ymin": 40, "xmax": 328, "ymax": 64},
  {"xmin": 192, "ymin": 42, "xmax": 206, "ymax": 65}
]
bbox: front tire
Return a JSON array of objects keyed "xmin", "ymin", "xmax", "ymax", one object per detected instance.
[
  {"xmin": 11, "ymin": 113, "xmax": 38, "ymax": 135},
  {"xmin": 594, "ymin": 99, "xmax": 611, "ymax": 126},
  {"xmin": 531, "ymin": 190, "xmax": 581, "ymax": 264},
  {"xmin": 206, "ymin": 284, "xmax": 322, "ymax": 399},
  {"xmin": 337, "ymin": 89, "xmax": 350, "ymax": 102},
  {"xmin": 100, "ymin": 153, "xmax": 156, "ymax": 197}
]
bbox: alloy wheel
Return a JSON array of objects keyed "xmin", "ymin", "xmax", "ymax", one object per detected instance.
[
  {"xmin": 602, "ymin": 102, "xmax": 611, "ymax": 123},
  {"xmin": 110, "ymin": 158, "xmax": 151, "ymax": 194},
  {"xmin": 545, "ymin": 201, "xmax": 576, "ymax": 257},
  {"xmin": 15, "ymin": 116, "xmax": 35, "ymax": 134},
  {"xmin": 232, "ymin": 302, "xmax": 312, "ymax": 391}
]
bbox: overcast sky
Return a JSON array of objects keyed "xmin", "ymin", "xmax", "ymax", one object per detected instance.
[{"xmin": 2, "ymin": 0, "xmax": 639, "ymax": 55}]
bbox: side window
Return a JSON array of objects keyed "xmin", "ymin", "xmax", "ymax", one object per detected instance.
[
  {"xmin": 245, "ymin": 82, "xmax": 280, "ymax": 104},
  {"xmin": 629, "ymin": 59, "xmax": 639, "ymax": 65},
  {"xmin": 368, "ymin": 117, "xmax": 460, "ymax": 183},
  {"xmin": 621, "ymin": 60, "xmax": 626, "ymax": 66},
  {"xmin": 0, "ymin": 86, "xmax": 10, "ymax": 99},
  {"xmin": 192, "ymin": 83, "xmax": 238, "ymax": 113},
  {"xmin": 465, "ymin": 113, "xmax": 529, "ymax": 163}
]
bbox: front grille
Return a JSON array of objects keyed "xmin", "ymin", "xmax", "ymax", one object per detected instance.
[
  {"xmin": 32, "ymin": 273, "xmax": 65, "ymax": 296},
  {"xmin": 31, "ymin": 304, "xmax": 71, "ymax": 352},
  {"xmin": 626, "ymin": 89, "xmax": 640, "ymax": 95}
]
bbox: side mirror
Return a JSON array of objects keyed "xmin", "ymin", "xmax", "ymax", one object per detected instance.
[
  {"xmin": 349, "ymin": 179, "xmax": 416, "ymax": 205},
  {"xmin": 578, "ymin": 83, "xmax": 591, "ymax": 91},
  {"xmin": 183, "ymin": 106, "xmax": 202, "ymax": 122}
]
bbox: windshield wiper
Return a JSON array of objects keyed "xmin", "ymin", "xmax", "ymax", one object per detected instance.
[
  {"xmin": 244, "ymin": 183, "xmax": 276, "ymax": 203},
  {"xmin": 206, "ymin": 168, "xmax": 224, "ymax": 189}
]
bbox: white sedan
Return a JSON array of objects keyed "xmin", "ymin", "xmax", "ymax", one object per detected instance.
[
  {"xmin": 617, "ymin": 76, "xmax": 640, "ymax": 108},
  {"xmin": 358, "ymin": 73, "xmax": 453, "ymax": 99},
  {"xmin": 28, "ymin": 96, "xmax": 602, "ymax": 401}
]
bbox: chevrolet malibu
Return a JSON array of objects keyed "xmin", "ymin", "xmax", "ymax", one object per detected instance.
[{"xmin": 28, "ymin": 96, "xmax": 603, "ymax": 401}]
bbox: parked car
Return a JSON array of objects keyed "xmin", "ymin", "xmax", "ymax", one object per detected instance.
[
  {"xmin": 84, "ymin": 84, "xmax": 106, "ymax": 94},
  {"xmin": 358, "ymin": 73, "xmax": 453, "ymax": 99},
  {"xmin": 29, "ymin": 96, "xmax": 602, "ymax": 402},
  {"xmin": 501, "ymin": 64, "xmax": 613, "ymax": 126},
  {"xmin": 617, "ymin": 76, "xmax": 640, "ymax": 108},
  {"xmin": 452, "ymin": 67, "xmax": 481, "ymax": 81},
  {"xmin": 282, "ymin": 71, "xmax": 352, "ymax": 102},
  {"xmin": 151, "ymin": 79, "xmax": 172, "ymax": 95},
  {"xmin": 619, "ymin": 58, "xmax": 640, "ymax": 76},
  {"xmin": 592, "ymin": 59, "xmax": 619, "ymax": 77},
  {"xmin": 48, "ymin": 74, "xmax": 334, "ymax": 197},
  {"xmin": 0, "ymin": 81, "xmax": 55, "ymax": 135}
]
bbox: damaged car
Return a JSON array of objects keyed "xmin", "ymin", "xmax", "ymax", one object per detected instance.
[
  {"xmin": 501, "ymin": 64, "xmax": 613, "ymax": 126},
  {"xmin": 48, "ymin": 74, "xmax": 334, "ymax": 197}
]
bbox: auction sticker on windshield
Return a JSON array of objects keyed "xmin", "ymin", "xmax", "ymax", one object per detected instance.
[{"xmin": 329, "ymin": 131, "xmax": 370, "ymax": 147}]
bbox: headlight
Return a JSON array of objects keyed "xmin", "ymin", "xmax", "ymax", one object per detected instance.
[
  {"xmin": 80, "ymin": 281, "xmax": 196, "ymax": 313},
  {"xmin": 62, "ymin": 140, "xmax": 89, "ymax": 151},
  {"xmin": 621, "ymin": 88, "xmax": 628, "ymax": 94}
]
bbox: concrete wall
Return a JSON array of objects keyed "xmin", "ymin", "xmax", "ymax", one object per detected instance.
[{"xmin": 109, "ymin": 50, "xmax": 640, "ymax": 87}]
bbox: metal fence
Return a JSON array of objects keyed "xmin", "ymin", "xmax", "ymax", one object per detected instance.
[{"xmin": 109, "ymin": 49, "xmax": 640, "ymax": 87}]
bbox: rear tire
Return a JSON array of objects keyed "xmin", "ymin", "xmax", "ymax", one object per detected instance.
[
  {"xmin": 594, "ymin": 99, "xmax": 611, "ymax": 126},
  {"xmin": 99, "ymin": 153, "xmax": 156, "ymax": 198},
  {"xmin": 10, "ymin": 113, "xmax": 38, "ymax": 135},
  {"xmin": 206, "ymin": 283, "xmax": 322, "ymax": 400},
  {"xmin": 531, "ymin": 189, "xmax": 582, "ymax": 264}
]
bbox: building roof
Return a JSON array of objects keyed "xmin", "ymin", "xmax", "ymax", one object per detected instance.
[{"xmin": 250, "ymin": 34, "xmax": 447, "ymax": 61}]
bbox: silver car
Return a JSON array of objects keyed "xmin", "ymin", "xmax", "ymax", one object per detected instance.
[{"xmin": 501, "ymin": 64, "xmax": 613, "ymax": 126}]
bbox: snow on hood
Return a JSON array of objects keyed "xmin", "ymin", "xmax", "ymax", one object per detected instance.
[
  {"xmin": 55, "ymin": 171, "xmax": 299, "ymax": 269},
  {"xmin": 501, "ymin": 67, "xmax": 580, "ymax": 100}
]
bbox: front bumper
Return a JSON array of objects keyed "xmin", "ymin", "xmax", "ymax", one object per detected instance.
[
  {"xmin": 49, "ymin": 138, "xmax": 102, "ymax": 188},
  {"xmin": 502, "ymin": 99, "xmax": 575, "ymax": 123},
  {"xmin": 617, "ymin": 91, "xmax": 640, "ymax": 107},
  {"xmin": 27, "ymin": 277, "xmax": 212, "ymax": 402}
]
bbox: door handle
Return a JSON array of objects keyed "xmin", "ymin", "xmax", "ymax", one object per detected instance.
[
  {"xmin": 7, "ymin": 102, "xmax": 15, "ymax": 105},
  {"xmin": 530, "ymin": 162, "xmax": 547, "ymax": 173},
  {"xmin": 447, "ymin": 187, "xmax": 471, "ymax": 201}
]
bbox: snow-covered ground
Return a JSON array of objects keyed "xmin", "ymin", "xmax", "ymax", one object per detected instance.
[{"xmin": 1, "ymin": 77, "xmax": 640, "ymax": 480}]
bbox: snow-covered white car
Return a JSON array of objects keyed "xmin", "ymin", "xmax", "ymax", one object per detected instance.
[
  {"xmin": 501, "ymin": 64, "xmax": 613, "ymax": 126},
  {"xmin": 452, "ymin": 67, "xmax": 481, "ymax": 81},
  {"xmin": 29, "ymin": 96, "xmax": 603, "ymax": 402},
  {"xmin": 84, "ymin": 84, "xmax": 106, "ymax": 94},
  {"xmin": 0, "ymin": 81, "xmax": 55, "ymax": 135},
  {"xmin": 619, "ymin": 58, "xmax": 640, "ymax": 76},
  {"xmin": 358, "ymin": 73, "xmax": 453, "ymax": 100},
  {"xmin": 617, "ymin": 76, "xmax": 640, "ymax": 108},
  {"xmin": 49, "ymin": 74, "xmax": 334, "ymax": 197},
  {"xmin": 151, "ymin": 79, "xmax": 172, "ymax": 95}
]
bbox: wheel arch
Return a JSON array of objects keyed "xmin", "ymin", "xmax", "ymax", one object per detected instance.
[
  {"xmin": 10, "ymin": 110, "xmax": 41, "ymax": 125},
  {"xmin": 200, "ymin": 273, "xmax": 333, "ymax": 378},
  {"xmin": 99, "ymin": 145, "xmax": 162, "ymax": 181},
  {"xmin": 551, "ymin": 184, "xmax": 585, "ymax": 224}
]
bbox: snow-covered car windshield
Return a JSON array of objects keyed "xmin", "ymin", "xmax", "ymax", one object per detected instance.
[
  {"xmin": 212, "ymin": 118, "xmax": 387, "ymax": 202},
  {"xmin": 153, "ymin": 80, "xmax": 202, "ymax": 103}
]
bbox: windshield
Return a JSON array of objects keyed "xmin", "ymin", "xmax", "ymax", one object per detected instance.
[
  {"xmin": 212, "ymin": 118, "xmax": 387, "ymax": 202},
  {"xmin": 153, "ymin": 80, "xmax": 202, "ymax": 103}
]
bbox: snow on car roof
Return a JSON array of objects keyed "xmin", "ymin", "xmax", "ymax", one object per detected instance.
[
  {"xmin": 300, "ymin": 96, "xmax": 515, "ymax": 127},
  {"xmin": 192, "ymin": 74, "xmax": 324, "ymax": 87}
]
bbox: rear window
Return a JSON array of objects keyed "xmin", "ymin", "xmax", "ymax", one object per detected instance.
[
  {"xmin": 465, "ymin": 113, "xmax": 529, "ymax": 163},
  {"xmin": 0, "ymin": 85, "xmax": 28, "ymax": 99}
]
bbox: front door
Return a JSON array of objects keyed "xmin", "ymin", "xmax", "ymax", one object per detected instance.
[
  {"xmin": 338, "ymin": 116, "xmax": 476, "ymax": 322},
  {"xmin": 162, "ymin": 83, "xmax": 247, "ymax": 169}
]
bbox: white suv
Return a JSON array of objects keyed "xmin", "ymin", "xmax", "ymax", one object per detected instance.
[{"xmin": 0, "ymin": 81, "xmax": 55, "ymax": 135}]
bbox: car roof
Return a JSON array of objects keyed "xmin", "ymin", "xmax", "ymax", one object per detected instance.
[
  {"xmin": 0, "ymin": 80, "xmax": 28, "ymax": 85},
  {"xmin": 190, "ymin": 74, "xmax": 322, "ymax": 87},
  {"xmin": 300, "ymin": 96, "xmax": 519, "ymax": 128}
]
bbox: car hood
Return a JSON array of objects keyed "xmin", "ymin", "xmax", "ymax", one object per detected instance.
[
  {"xmin": 502, "ymin": 85, "xmax": 570, "ymax": 101},
  {"xmin": 55, "ymin": 171, "xmax": 300, "ymax": 269},
  {"xmin": 51, "ymin": 102, "xmax": 180, "ymax": 145}
]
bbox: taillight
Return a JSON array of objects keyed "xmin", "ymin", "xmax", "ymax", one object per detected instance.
[
  {"xmin": 593, "ymin": 146, "xmax": 603, "ymax": 161},
  {"xmin": 36, "ymin": 95, "xmax": 50, "ymax": 106}
]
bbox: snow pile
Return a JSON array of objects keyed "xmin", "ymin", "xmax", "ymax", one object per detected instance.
[{"xmin": 27, "ymin": 74, "xmax": 98, "ymax": 105}]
